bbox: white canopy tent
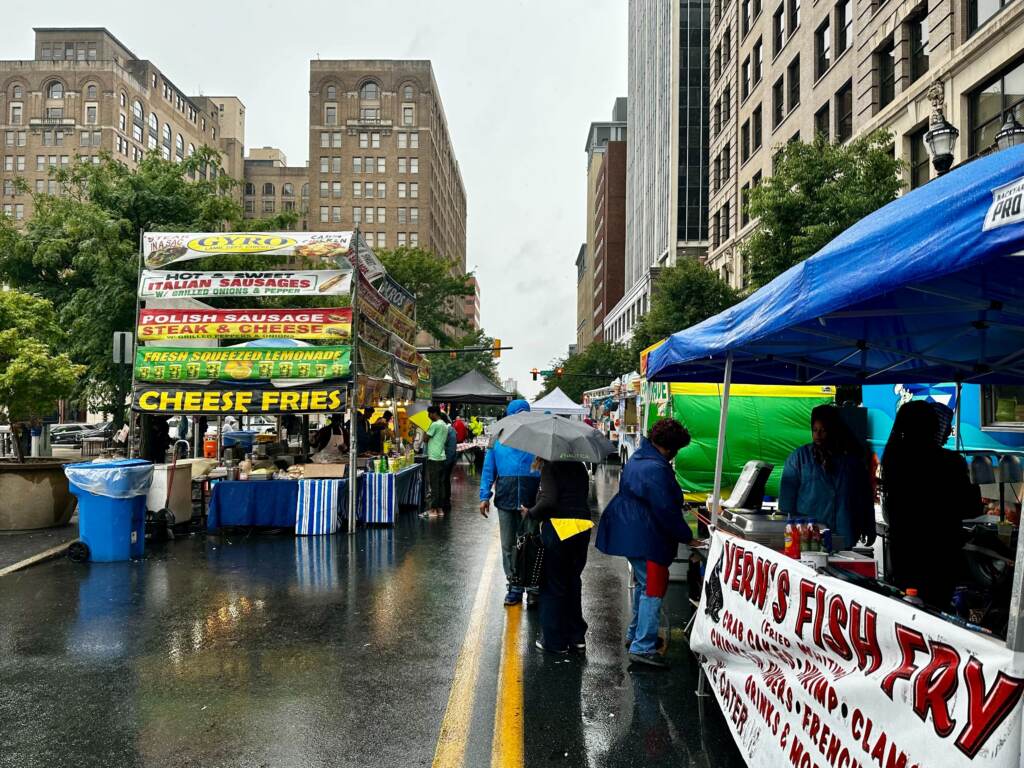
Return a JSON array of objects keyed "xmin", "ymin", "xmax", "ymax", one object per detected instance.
[{"xmin": 531, "ymin": 387, "xmax": 587, "ymax": 417}]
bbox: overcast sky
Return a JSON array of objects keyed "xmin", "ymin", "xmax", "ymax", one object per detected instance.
[{"xmin": 6, "ymin": 1, "xmax": 628, "ymax": 398}]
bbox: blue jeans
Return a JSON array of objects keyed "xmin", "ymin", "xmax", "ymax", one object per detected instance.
[
  {"xmin": 497, "ymin": 507, "xmax": 523, "ymax": 594},
  {"xmin": 627, "ymin": 557, "xmax": 661, "ymax": 655}
]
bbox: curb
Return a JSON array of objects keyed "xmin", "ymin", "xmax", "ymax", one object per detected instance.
[{"xmin": 0, "ymin": 542, "xmax": 71, "ymax": 577}]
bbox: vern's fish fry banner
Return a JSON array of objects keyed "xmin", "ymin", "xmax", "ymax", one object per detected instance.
[
  {"xmin": 139, "ymin": 269, "xmax": 351, "ymax": 299},
  {"xmin": 137, "ymin": 308, "xmax": 352, "ymax": 341},
  {"xmin": 693, "ymin": 532, "xmax": 1024, "ymax": 768}
]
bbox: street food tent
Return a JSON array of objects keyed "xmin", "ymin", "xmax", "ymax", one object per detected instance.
[
  {"xmin": 431, "ymin": 369, "xmax": 512, "ymax": 406},
  {"xmin": 644, "ymin": 146, "xmax": 1024, "ymax": 767},
  {"xmin": 531, "ymin": 387, "xmax": 587, "ymax": 416}
]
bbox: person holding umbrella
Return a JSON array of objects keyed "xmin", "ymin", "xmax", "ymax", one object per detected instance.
[
  {"xmin": 491, "ymin": 410, "xmax": 614, "ymax": 653},
  {"xmin": 596, "ymin": 418, "xmax": 693, "ymax": 669}
]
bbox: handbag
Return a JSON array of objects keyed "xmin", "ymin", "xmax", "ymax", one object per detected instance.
[{"xmin": 511, "ymin": 516, "xmax": 544, "ymax": 589}]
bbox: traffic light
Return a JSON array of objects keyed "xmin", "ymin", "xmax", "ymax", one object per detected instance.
[
  {"xmin": 492, "ymin": 338, "xmax": 502, "ymax": 359},
  {"xmin": 555, "ymin": 367, "xmax": 565, "ymax": 377},
  {"xmin": 530, "ymin": 367, "xmax": 539, "ymax": 381}
]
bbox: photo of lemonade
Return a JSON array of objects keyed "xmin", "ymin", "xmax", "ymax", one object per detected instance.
[
  {"xmin": 168, "ymin": 363, "xmax": 182, "ymax": 379},
  {"xmin": 186, "ymin": 362, "xmax": 201, "ymax": 379},
  {"xmin": 278, "ymin": 361, "xmax": 293, "ymax": 377},
  {"xmin": 206, "ymin": 361, "xmax": 222, "ymax": 378},
  {"xmin": 297, "ymin": 363, "xmax": 311, "ymax": 377},
  {"xmin": 257, "ymin": 361, "xmax": 275, "ymax": 378},
  {"xmin": 138, "ymin": 366, "xmax": 152, "ymax": 380},
  {"xmin": 314, "ymin": 363, "xmax": 328, "ymax": 378}
]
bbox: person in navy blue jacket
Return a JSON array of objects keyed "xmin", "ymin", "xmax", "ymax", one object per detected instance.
[
  {"xmin": 479, "ymin": 399, "xmax": 541, "ymax": 606},
  {"xmin": 597, "ymin": 418, "xmax": 692, "ymax": 669}
]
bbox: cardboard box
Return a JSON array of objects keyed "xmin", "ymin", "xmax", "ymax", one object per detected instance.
[{"xmin": 303, "ymin": 463, "xmax": 347, "ymax": 479}]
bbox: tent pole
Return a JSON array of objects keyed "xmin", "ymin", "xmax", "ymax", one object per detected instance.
[
  {"xmin": 347, "ymin": 226, "xmax": 362, "ymax": 535},
  {"xmin": 709, "ymin": 352, "xmax": 733, "ymax": 527},
  {"xmin": 1007, "ymin": 527, "xmax": 1024, "ymax": 651}
]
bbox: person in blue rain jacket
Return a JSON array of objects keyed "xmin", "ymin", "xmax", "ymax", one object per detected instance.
[
  {"xmin": 597, "ymin": 418, "xmax": 693, "ymax": 669},
  {"xmin": 479, "ymin": 399, "xmax": 541, "ymax": 606}
]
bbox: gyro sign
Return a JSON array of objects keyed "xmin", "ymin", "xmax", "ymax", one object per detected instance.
[{"xmin": 142, "ymin": 231, "xmax": 357, "ymax": 268}]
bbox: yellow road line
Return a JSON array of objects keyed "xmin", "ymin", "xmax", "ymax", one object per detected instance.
[
  {"xmin": 490, "ymin": 602, "xmax": 525, "ymax": 768},
  {"xmin": 431, "ymin": 533, "xmax": 500, "ymax": 768}
]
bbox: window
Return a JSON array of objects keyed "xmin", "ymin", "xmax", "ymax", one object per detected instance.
[
  {"xmin": 715, "ymin": 48, "xmax": 722, "ymax": 80},
  {"xmin": 773, "ymin": 5, "xmax": 786, "ymax": 54},
  {"xmin": 332, "ymin": 206, "xmax": 341, "ymax": 223},
  {"xmin": 753, "ymin": 39, "xmax": 763, "ymax": 83},
  {"xmin": 909, "ymin": 14, "xmax": 929, "ymax": 83},
  {"xmin": 403, "ymin": 84, "xmax": 414, "ymax": 100},
  {"xmin": 743, "ymin": 0, "xmax": 751, "ymax": 34},
  {"xmin": 331, "ymin": 157, "xmax": 341, "ymax": 174},
  {"xmin": 398, "ymin": 132, "xmax": 408, "ymax": 149},
  {"xmin": 119, "ymin": 113, "xmax": 126, "ymax": 131},
  {"xmin": 283, "ymin": 201, "xmax": 295, "ymax": 212},
  {"xmin": 333, "ymin": 132, "xmax": 342, "ymax": 148},
  {"xmin": 969, "ymin": 59, "xmax": 1024, "ymax": 153},
  {"xmin": 410, "ymin": 232, "xmax": 418, "ymax": 247},
  {"xmin": 359, "ymin": 132, "xmax": 369, "ymax": 149},
  {"xmin": 46, "ymin": 107, "xmax": 64, "ymax": 120},
  {"xmin": 320, "ymin": 157, "xmax": 329, "ymax": 173},
  {"xmin": 47, "ymin": 81, "xmax": 64, "ymax": 99},
  {"xmin": 321, "ymin": 132, "xmax": 331, "ymax": 148},
  {"xmin": 262, "ymin": 200, "xmax": 275, "ymax": 213},
  {"xmin": 377, "ymin": 232, "xmax": 386, "ymax": 248},
  {"xmin": 2, "ymin": 156, "xmax": 10, "ymax": 172},
  {"xmin": 753, "ymin": 0, "xmax": 762, "ymax": 19},
  {"xmin": 12, "ymin": 84, "xmax": 23, "ymax": 99},
  {"xmin": 814, "ymin": 102, "xmax": 830, "ymax": 139},
  {"xmin": 244, "ymin": 182, "xmax": 256, "ymax": 195},
  {"xmin": 364, "ymin": 156, "xmax": 374, "ymax": 174},
  {"xmin": 377, "ymin": 207, "xmax": 386, "ymax": 224},
  {"xmin": 788, "ymin": 0, "xmax": 800, "ymax": 30},
  {"xmin": 723, "ymin": 144, "xmax": 731, "ymax": 179},
  {"xmin": 836, "ymin": 80, "xmax": 853, "ymax": 141},
  {"xmin": 10, "ymin": 104, "xmax": 22, "ymax": 125},
  {"xmin": 325, "ymin": 105, "xmax": 337, "ymax": 126},
  {"xmin": 403, "ymin": 106, "xmax": 414, "ymax": 126},
  {"xmin": 364, "ymin": 182, "xmax": 374, "ymax": 198},
  {"xmin": 133, "ymin": 124, "xmax": 143, "ymax": 142},
  {"xmin": 262, "ymin": 182, "xmax": 274, "ymax": 196},
  {"xmin": 410, "ymin": 207, "xmax": 419, "ymax": 223},
  {"xmin": 410, "ymin": 132, "xmax": 419, "ymax": 149},
  {"xmin": 377, "ymin": 157, "xmax": 386, "ymax": 173},
  {"xmin": 723, "ymin": 85, "xmax": 731, "ymax": 121},
  {"xmin": 353, "ymin": 182, "xmax": 363, "ymax": 197},
  {"xmin": 365, "ymin": 206, "xmax": 375, "ymax": 224},
  {"xmin": 753, "ymin": 104, "xmax": 763, "ymax": 148},
  {"xmin": 970, "ymin": 0, "xmax": 1010, "ymax": 33},
  {"xmin": 244, "ymin": 200, "xmax": 255, "ymax": 213},
  {"xmin": 361, "ymin": 107, "xmax": 379, "ymax": 122},
  {"xmin": 741, "ymin": 121, "xmax": 751, "ymax": 161},
  {"xmin": 86, "ymin": 84, "xmax": 97, "ymax": 99},
  {"xmin": 410, "ymin": 182, "xmax": 418, "ymax": 198},
  {"xmin": 352, "ymin": 206, "xmax": 362, "ymax": 224},
  {"xmin": 399, "ymin": 157, "xmax": 407, "ymax": 174},
  {"xmin": 35, "ymin": 179, "xmax": 44, "ymax": 193},
  {"xmin": 283, "ymin": 183, "xmax": 294, "ymax": 197},
  {"xmin": 398, "ymin": 232, "xmax": 407, "ymax": 247},
  {"xmin": 815, "ymin": 20, "xmax": 831, "ymax": 79},
  {"xmin": 398, "ymin": 207, "xmax": 407, "ymax": 224},
  {"xmin": 319, "ymin": 181, "xmax": 329, "ymax": 197},
  {"xmin": 773, "ymin": 78, "xmax": 785, "ymax": 127},
  {"xmin": 909, "ymin": 126, "xmax": 930, "ymax": 189},
  {"xmin": 723, "ymin": 27, "xmax": 731, "ymax": 61},
  {"xmin": 353, "ymin": 157, "xmax": 363, "ymax": 174},
  {"xmin": 788, "ymin": 56, "xmax": 800, "ymax": 111},
  {"xmin": 712, "ymin": 212, "xmax": 721, "ymax": 248},
  {"xmin": 372, "ymin": 132, "xmax": 380, "ymax": 148},
  {"xmin": 320, "ymin": 206, "xmax": 329, "ymax": 223},
  {"xmin": 377, "ymin": 182, "xmax": 387, "ymax": 198},
  {"xmin": 80, "ymin": 103, "xmax": 96, "ymax": 126},
  {"xmin": 332, "ymin": 182, "xmax": 341, "ymax": 198},
  {"xmin": 398, "ymin": 182, "xmax": 407, "ymax": 198},
  {"xmin": 723, "ymin": 200, "xmax": 731, "ymax": 239},
  {"xmin": 741, "ymin": 183, "xmax": 751, "ymax": 226},
  {"xmin": 877, "ymin": 39, "xmax": 896, "ymax": 109},
  {"xmin": 326, "ymin": 85, "xmax": 337, "ymax": 100},
  {"xmin": 714, "ymin": 154, "xmax": 721, "ymax": 190},
  {"xmin": 301, "ymin": 183, "xmax": 309, "ymax": 198},
  {"xmin": 742, "ymin": 58, "xmax": 751, "ymax": 99},
  {"xmin": 360, "ymin": 82, "xmax": 380, "ymax": 100},
  {"xmin": 133, "ymin": 100, "xmax": 143, "ymax": 121}
]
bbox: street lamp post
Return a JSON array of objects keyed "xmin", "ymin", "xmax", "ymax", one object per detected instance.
[
  {"xmin": 996, "ymin": 111, "xmax": 1024, "ymax": 151},
  {"xmin": 923, "ymin": 80, "xmax": 959, "ymax": 176}
]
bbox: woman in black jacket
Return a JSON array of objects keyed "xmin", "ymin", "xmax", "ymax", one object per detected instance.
[{"xmin": 522, "ymin": 457, "xmax": 592, "ymax": 653}]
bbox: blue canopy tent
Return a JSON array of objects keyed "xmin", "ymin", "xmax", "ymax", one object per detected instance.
[{"xmin": 646, "ymin": 145, "xmax": 1024, "ymax": 649}]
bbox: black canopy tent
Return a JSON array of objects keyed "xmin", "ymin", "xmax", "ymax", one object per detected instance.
[{"xmin": 431, "ymin": 370, "xmax": 512, "ymax": 406}]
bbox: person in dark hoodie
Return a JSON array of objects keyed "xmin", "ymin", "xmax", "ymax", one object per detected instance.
[
  {"xmin": 597, "ymin": 418, "xmax": 693, "ymax": 669},
  {"xmin": 479, "ymin": 399, "xmax": 541, "ymax": 606},
  {"xmin": 523, "ymin": 456, "xmax": 592, "ymax": 653}
]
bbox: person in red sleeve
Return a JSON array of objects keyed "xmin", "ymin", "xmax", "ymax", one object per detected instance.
[{"xmin": 453, "ymin": 414, "xmax": 469, "ymax": 444}]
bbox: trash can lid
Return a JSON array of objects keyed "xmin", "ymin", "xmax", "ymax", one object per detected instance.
[{"xmin": 65, "ymin": 458, "xmax": 153, "ymax": 470}]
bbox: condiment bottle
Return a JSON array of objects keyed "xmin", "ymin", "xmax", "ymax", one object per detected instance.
[
  {"xmin": 903, "ymin": 588, "xmax": 925, "ymax": 607},
  {"xmin": 784, "ymin": 516, "xmax": 801, "ymax": 559}
]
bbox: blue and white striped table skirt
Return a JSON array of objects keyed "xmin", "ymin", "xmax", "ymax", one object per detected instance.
[
  {"xmin": 295, "ymin": 479, "xmax": 342, "ymax": 535},
  {"xmin": 361, "ymin": 472, "xmax": 396, "ymax": 525}
]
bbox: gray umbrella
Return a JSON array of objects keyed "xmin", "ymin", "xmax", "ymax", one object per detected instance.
[{"xmin": 491, "ymin": 413, "xmax": 615, "ymax": 463}]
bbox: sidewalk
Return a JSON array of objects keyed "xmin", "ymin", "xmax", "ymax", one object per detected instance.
[{"xmin": 0, "ymin": 521, "xmax": 77, "ymax": 572}]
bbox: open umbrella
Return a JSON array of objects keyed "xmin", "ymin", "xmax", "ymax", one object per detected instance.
[{"xmin": 492, "ymin": 413, "xmax": 615, "ymax": 463}]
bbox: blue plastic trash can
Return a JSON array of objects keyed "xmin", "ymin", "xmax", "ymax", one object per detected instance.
[{"xmin": 65, "ymin": 459, "xmax": 154, "ymax": 562}]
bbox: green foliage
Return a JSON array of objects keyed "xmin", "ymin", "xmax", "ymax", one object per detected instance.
[
  {"xmin": 629, "ymin": 259, "xmax": 741, "ymax": 360},
  {"xmin": 430, "ymin": 328, "xmax": 500, "ymax": 387},
  {"xmin": 0, "ymin": 149, "xmax": 243, "ymax": 423},
  {"xmin": 375, "ymin": 246, "xmax": 473, "ymax": 345},
  {"xmin": 0, "ymin": 290, "xmax": 83, "ymax": 423},
  {"xmin": 743, "ymin": 131, "xmax": 905, "ymax": 289},
  {"xmin": 540, "ymin": 341, "xmax": 635, "ymax": 402}
]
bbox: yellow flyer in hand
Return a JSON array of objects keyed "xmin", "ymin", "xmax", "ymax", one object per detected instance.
[{"xmin": 549, "ymin": 518, "xmax": 595, "ymax": 541}]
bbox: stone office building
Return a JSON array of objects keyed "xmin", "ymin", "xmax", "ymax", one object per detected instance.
[
  {"xmin": 706, "ymin": 0, "xmax": 1024, "ymax": 288},
  {"xmin": 0, "ymin": 28, "xmax": 242, "ymax": 223}
]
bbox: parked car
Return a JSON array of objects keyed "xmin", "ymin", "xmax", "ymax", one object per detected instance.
[
  {"xmin": 80, "ymin": 421, "xmax": 114, "ymax": 441},
  {"xmin": 49, "ymin": 423, "xmax": 92, "ymax": 446}
]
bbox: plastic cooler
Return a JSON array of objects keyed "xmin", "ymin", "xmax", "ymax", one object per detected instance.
[
  {"xmin": 64, "ymin": 459, "xmax": 153, "ymax": 562},
  {"xmin": 222, "ymin": 431, "xmax": 258, "ymax": 450}
]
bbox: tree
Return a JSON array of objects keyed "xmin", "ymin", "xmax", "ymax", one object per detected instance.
[
  {"xmin": 629, "ymin": 259, "xmax": 741, "ymax": 360},
  {"xmin": 743, "ymin": 131, "xmax": 905, "ymax": 289},
  {"xmin": 0, "ymin": 291, "xmax": 83, "ymax": 459},
  {"xmin": 375, "ymin": 246, "xmax": 474, "ymax": 345},
  {"xmin": 0, "ymin": 149, "xmax": 245, "ymax": 423},
  {"xmin": 429, "ymin": 328, "xmax": 501, "ymax": 387},
  {"xmin": 540, "ymin": 341, "xmax": 636, "ymax": 402}
]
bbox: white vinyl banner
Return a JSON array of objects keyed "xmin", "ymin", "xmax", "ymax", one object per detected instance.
[{"xmin": 692, "ymin": 531, "xmax": 1024, "ymax": 768}]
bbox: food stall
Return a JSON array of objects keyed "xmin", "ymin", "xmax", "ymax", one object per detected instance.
[
  {"xmin": 646, "ymin": 146, "xmax": 1024, "ymax": 766},
  {"xmin": 130, "ymin": 231, "xmax": 424, "ymax": 533}
]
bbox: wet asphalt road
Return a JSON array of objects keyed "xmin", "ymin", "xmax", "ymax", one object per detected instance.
[{"xmin": 0, "ymin": 465, "xmax": 744, "ymax": 768}]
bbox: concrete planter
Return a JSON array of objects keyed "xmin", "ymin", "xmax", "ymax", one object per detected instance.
[{"xmin": 0, "ymin": 459, "xmax": 76, "ymax": 531}]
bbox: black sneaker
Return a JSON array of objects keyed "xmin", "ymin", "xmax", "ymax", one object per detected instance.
[
  {"xmin": 526, "ymin": 592, "xmax": 539, "ymax": 609},
  {"xmin": 629, "ymin": 652, "xmax": 670, "ymax": 669},
  {"xmin": 535, "ymin": 638, "xmax": 568, "ymax": 655}
]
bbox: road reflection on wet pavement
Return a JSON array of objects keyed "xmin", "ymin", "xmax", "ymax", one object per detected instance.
[{"xmin": 0, "ymin": 465, "xmax": 744, "ymax": 768}]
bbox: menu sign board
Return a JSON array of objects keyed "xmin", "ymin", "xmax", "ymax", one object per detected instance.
[
  {"xmin": 138, "ymin": 308, "xmax": 352, "ymax": 341},
  {"xmin": 135, "ymin": 345, "xmax": 351, "ymax": 382},
  {"xmin": 133, "ymin": 383, "xmax": 347, "ymax": 414},
  {"xmin": 139, "ymin": 270, "xmax": 351, "ymax": 299}
]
